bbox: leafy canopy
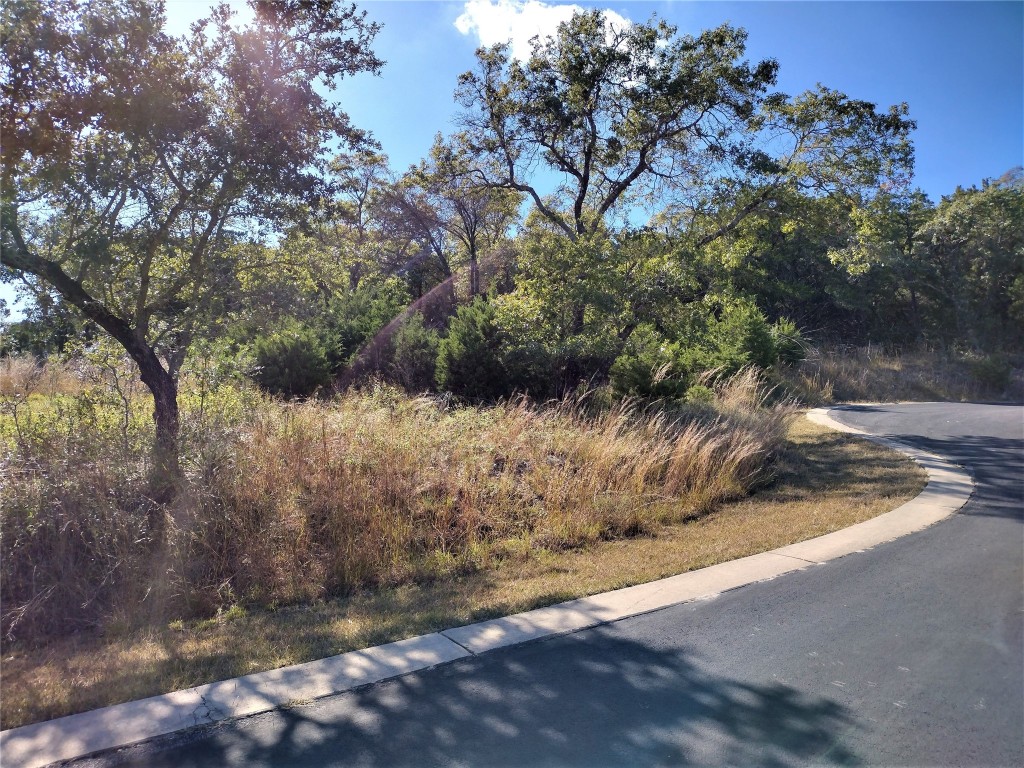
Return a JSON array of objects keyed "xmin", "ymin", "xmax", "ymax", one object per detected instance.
[
  {"xmin": 455, "ymin": 10, "xmax": 914, "ymax": 247},
  {"xmin": 455, "ymin": 13, "xmax": 779, "ymax": 238},
  {"xmin": 1, "ymin": 0, "xmax": 382, "ymax": 483},
  {"xmin": 1, "ymin": 0, "xmax": 382, "ymax": 371}
]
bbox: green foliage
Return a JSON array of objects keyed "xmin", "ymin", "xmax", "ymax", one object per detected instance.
[
  {"xmin": 451, "ymin": 8, "xmax": 913, "ymax": 384},
  {"xmin": 514, "ymin": 214, "xmax": 623, "ymax": 337},
  {"xmin": 684, "ymin": 384, "xmax": 716, "ymax": 405},
  {"xmin": 389, "ymin": 313, "xmax": 440, "ymax": 392},
  {"xmin": 499, "ymin": 217, "xmax": 653, "ymax": 394},
  {"xmin": 483, "ymin": 295, "xmax": 556, "ymax": 398},
  {"xmin": 911, "ymin": 173, "xmax": 1024, "ymax": 351},
  {"xmin": 455, "ymin": 13, "xmax": 782, "ymax": 238},
  {"xmin": 609, "ymin": 325, "xmax": 689, "ymax": 399},
  {"xmin": 0, "ymin": 296, "xmax": 92, "ymax": 358},
  {"xmin": 436, "ymin": 299, "xmax": 511, "ymax": 400},
  {"xmin": 758, "ymin": 85, "xmax": 915, "ymax": 199},
  {"xmin": 320, "ymin": 278, "xmax": 411, "ymax": 370},
  {"xmin": 771, "ymin": 318, "xmax": 806, "ymax": 366},
  {"xmin": 400, "ymin": 136, "xmax": 522, "ymax": 298},
  {"xmin": 1, "ymin": 0, "xmax": 383, "ymax": 476},
  {"xmin": 968, "ymin": 354, "xmax": 1013, "ymax": 392},
  {"xmin": 823, "ymin": 170, "xmax": 1024, "ymax": 351},
  {"xmin": 600, "ymin": 299, "xmax": 801, "ymax": 401},
  {"xmin": 697, "ymin": 297, "xmax": 779, "ymax": 375},
  {"xmin": 4, "ymin": 0, "xmax": 1016, "ymax": 447},
  {"xmin": 1009, "ymin": 274, "xmax": 1024, "ymax": 329},
  {"xmin": 251, "ymin": 322, "xmax": 332, "ymax": 398},
  {"xmin": 682, "ymin": 188, "xmax": 866, "ymax": 339}
]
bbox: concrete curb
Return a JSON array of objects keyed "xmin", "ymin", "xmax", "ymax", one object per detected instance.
[{"xmin": 0, "ymin": 407, "xmax": 975, "ymax": 768}]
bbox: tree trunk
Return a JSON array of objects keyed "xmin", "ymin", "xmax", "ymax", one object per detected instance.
[
  {"xmin": 137, "ymin": 356, "xmax": 181, "ymax": 508},
  {"xmin": 469, "ymin": 253, "xmax": 480, "ymax": 297},
  {"xmin": 571, "ymin": 304, "xmax": 586, "ymax": 335},
  {"xmin": 908, "ymin": 283, "xmax": 922, "ymax": 340},
  {"xmin": 0, "ymin": 232, "xmax": 184, "ymax": 507}
]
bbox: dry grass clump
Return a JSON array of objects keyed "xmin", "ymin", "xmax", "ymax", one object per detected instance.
[
  {"xmin": 779, "ymin": 344, "xmax": 1023, "ymax": 404},
  {"xmin": 182, "ymin": 374, "xmax": 791, "ymax": 612},
  {"xmin": 0, "ymin": 355, "xmax": 83, "ymax": 397},
  {"xmin": 0, "ymin": 416, "xmax": 924, "ymax": 730},
  {"xmin": 1, "ymin": 362, "xmax": 792, "ymax": 649}
]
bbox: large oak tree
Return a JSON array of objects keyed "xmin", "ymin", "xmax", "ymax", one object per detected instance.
[
  {"xmin": 456, "ymin": 12, "xmax": 913, "ymax": 240},
  {"xmin": 1, "ymin": 0, "xmax": 382, "ymax": 499},
  {"xmin": 454, "ymin": 9, "xmax": 914, "ymax": 339}
]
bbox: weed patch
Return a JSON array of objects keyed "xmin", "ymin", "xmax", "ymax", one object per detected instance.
[
  {"xmin": 778, "ymin": 345, "xmax": 1023, "ymax": 404},
  {"xmin": 0, "ymin": 416, "xmax": 923, "ymax": 729},
  {"xmin": 2, "ymin": 367, "xmax": 789, "ymax": 646}
]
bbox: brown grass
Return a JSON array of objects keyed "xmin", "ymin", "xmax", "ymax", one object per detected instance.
[
  {"xmin": 0, "ymin": 356, "xmax": 83, "ymax": 398},
  {"xmin": 779, "ymin": 344, "xmax": 1023, "ymax": 404},
  {"xmin": 0, "ymin": 415, "xmax": 924, "ymax": 730},
  {"xmin": 1, "ymin": 365, "xmax": 788, "ymax": 640}
]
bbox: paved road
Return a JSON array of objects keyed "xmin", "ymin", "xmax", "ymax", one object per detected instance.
[{"xmin": 79, "ymin": 404, "xmax": 1023, "ymax": 767}]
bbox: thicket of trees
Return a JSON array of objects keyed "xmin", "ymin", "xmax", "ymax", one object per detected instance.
[{"xmin": 3, "ymin": 2, "xmax": 1022, "ymax": 489}]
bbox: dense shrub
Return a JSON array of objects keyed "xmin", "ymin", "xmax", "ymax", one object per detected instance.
[
  {"xmin": 609, "ymin": 324, "xmax": 690, "ymax": 399},
  {"xmin": 684, "ymin": 384, "xmax": 716, "ymax": 405},
  {"xmin": 250, "ymin": 321, "xmax": 332, "ymax": 398},
  {"xmin": 600, "ymin": 305, "xmax": 805, "ymax": 402},
  {"xmin": 435, "ymin": 298, "xmax": 511, "ymax": 399},
  {"xmin": 498, "ymin": 339, "xmax": 557, "ymax": 398},
  {"xmin": 703, "ymin": 297, "xmax": 779, "ymax": 372},
  {"xmin": 670, "ymin": 297, "xmax": 782, "ymax": 381},
  {"xmin": 968, "ymin": 353, "xmax": 1013, "ymax": 392},
  {"xmin": 389, "ymin": 312, "xmax": 440, "ymax": 392},
  {"xmin": 320, "ymin": 278, "xmax": 411, "ymax": 370},
  {"xmin": 771, "ymin": 318, "xmax": 807, "ymax": 366}
]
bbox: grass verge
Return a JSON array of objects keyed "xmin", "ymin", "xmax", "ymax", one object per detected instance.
[{"xmin": 0, "ymin": 415, "xmax": 925, "ymax": 730}]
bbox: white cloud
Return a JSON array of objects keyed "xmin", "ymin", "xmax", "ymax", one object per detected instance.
[{"xmin": 455, "ymin": 0, "xmax": 631, "ymax": 61}]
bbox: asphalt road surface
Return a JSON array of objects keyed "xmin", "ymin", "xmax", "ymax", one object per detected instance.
[{"xmin": 77, "ymin": 403, "xmax": 1023, "ymax": 767}]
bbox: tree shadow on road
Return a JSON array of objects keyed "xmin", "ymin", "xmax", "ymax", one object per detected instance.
[
  {"xmin": 893, "ymin": 434, "xmax": 1022, "ymax": 521},
  {"xmin": 98, "ymin": 627, "xmax": 862, "ymax": 768}
]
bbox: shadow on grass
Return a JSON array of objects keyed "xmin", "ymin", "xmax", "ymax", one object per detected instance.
[
  {"xmin": 762, "ymin": 432, "xmax": 919, "ymax": 505},
  {"xmin": 99, "ymin": 627, "xmax": 862, "ymax": 768}
]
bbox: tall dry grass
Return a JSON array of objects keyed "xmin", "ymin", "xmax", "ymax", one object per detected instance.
[
  {"xmin": 779, "ymin": 345, "xmax": 1023, "ymax": 404},
  {"xmin": 1, "ymin": 357, "xmax": 792, "ymax": 646},
  {"xmin": 0, "ymin": 355, "xmax": 83, "ymax": 398}
]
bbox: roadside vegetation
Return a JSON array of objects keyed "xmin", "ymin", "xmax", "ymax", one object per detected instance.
[
  {"xmin": 1, "ymin": 0, "xmax": 1019, "ymax": 732},
  {"xmin": 780, "ymin": 345, "xmax": 1024, "ymax": 405},
  {"xmin": 1, "ymin": 358, "xmax": 787, "ymax": 644},
  {"xmin": 0, "ymin": 363, "xmax": 923, "ymax": 727}
]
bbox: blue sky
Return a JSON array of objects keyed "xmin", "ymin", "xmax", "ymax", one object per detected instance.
[
  {"xmin": 161, "ymin": 0, "xmax": 1024, "ymax": 200},
  {"xmin": 325, "ymin": 0, "xmax": 1023, "ymax": 202},
  {"xmin": 4, "ymin": 1, "xmax": 1022, "ymax": 316}
]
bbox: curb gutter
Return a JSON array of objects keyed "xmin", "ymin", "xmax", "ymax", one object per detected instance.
[{"xmin": 0, "ymin": 407, "xmax": 975, "ymax": 768}]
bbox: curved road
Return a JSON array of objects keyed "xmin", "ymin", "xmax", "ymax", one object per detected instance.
[{"xmin": 80, "ymin": 404, "xmax": 1023, "ymax": 767}]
